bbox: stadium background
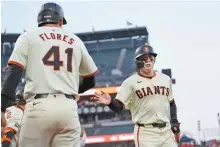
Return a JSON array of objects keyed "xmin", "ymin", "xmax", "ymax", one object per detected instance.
[{"xmin": 2, "ymin": 26, "xmax": 219, "ymax": 147}]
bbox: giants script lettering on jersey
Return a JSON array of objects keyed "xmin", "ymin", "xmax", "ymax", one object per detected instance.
[
  {"xmin": 39, "ymin": 33, "xmax": 74, "ymax": 45},
  {"xmin": 135, "ymin": 86, "xmax": 170, "ymax": 99}
]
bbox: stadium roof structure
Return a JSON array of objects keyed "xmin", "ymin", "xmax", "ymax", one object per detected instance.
[{"xmin": 1, "ymin": 26, "xmax": 148, "ymax": 42}]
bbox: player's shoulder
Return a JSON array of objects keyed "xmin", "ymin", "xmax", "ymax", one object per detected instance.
[
  {"xmin": 22, "ymin": 28, "xmax": 41, "ymax": 36},
  {"xmin": 156, "ymin": 72, "xmax": 171, "ymax": 80},
  {"xmin": 57, "ymin": 29, "xmax": 84, "ymax": 46},
  {"xmin": 70, "ymin": 33, "xmax": 84, "ymax": 46},
  {"xmin": 50, "ymin": 28, "xmax": 81, "ymax": 40},
  {"xmin": 22, "ymin": 27, "xmax": 62, "ymax": 36},
  {"xmin": 17, "ymin": 28, "xmax": 41, "ymax": 40}
]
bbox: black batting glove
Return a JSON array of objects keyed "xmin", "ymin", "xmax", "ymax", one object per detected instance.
[{"xmin": 171, "ymin": 123, "xmax": 180, "ymax": 134}]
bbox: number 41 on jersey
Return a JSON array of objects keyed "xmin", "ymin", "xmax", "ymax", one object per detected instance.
[{"xmin": 42, "ymin": 46, "xmax": 73, "ymax": 72}]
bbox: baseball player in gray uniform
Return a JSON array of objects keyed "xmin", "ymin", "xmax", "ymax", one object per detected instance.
[
  {"xmin": 1, "ymin": 2, "xmax": 98, "ymax": 147},
  {"xmin": 93, "ymin": 44, "xmax": 180, "ymax": 147}
]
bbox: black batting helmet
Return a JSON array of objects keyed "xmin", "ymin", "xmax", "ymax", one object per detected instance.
[
  {"xmin": 37, "ymin": 2, "xmax": 67, "ymax": 27},
  {"xmin": 15, "ymin": 89, "xmax": 26, "ymax": 105},
  {"xmin": 135, "ymin": 44, "xmax": 157, "ymax": 69}
]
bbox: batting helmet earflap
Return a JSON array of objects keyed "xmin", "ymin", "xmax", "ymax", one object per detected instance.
[
  {"xmin": 37, "ymin": 2, "xmax": 67, "ymax": 27},
  {"xmin": 134, "ymin": 44, "xmax": 157, "ymax": 70}
]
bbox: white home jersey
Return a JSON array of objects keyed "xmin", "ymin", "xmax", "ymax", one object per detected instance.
[
  {"xmin": 115, "ymin": 72, "xmax": 174, "ymax": 124},
  {"xmin": 8, "ymin": 27, "xmax": 98, "ymax": 100},
  {"xmin": 4, "ymin": 106, "xmax": 23, "ymax": 133}
]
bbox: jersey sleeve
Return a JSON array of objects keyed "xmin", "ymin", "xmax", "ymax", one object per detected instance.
[
  {"xmin": 168, "ymin": 78, "xmax": 174, "ymax": 102},
  {"xmin": 8, "ymin": 33, "xmax": 29, "ymax": 70},
  {"xmin": 78, "ymin": 39, "xmax": 98, "ymax": 78},
  {"xmin": 115, "ymin": 79, "xmax": 133, "ymax": 107}
]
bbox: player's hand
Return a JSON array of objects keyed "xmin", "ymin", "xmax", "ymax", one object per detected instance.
[
  {"xmin": 171, "ymin": 123, "xmax": 180, "ymax": 144},
  {"xmin": 171, "ymin": 123, "xmax": 180, "ymax": 134},
  {"xmin": 92, "ymin": 90, "xmax": 111, "ymax": 105},
  {"xmin": 1, "ymin": 112, "xmax": 6, "ymax": 127}
]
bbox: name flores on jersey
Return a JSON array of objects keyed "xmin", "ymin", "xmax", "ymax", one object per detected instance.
[
  {"xmin": 135, "ymin": 86, "xmax": 170, "ymax": 99},
  {"xmin": 39, "ymin": 33, "xmax": 74, "ymax": 45}
]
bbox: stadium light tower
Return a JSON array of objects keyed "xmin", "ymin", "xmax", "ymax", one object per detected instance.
[
  {"xmin": 218, "ymin": 113, "xmax": 220, "ymax": 125},
  {"xmin": 197, "ymin": 120, "xmax": 201, "ymax": 144}
]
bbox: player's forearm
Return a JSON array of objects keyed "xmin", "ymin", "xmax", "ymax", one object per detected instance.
[
  {"xmin": 170, "ymin": 100, "xmax": 178, "ymax": 123},
  {"xmin": 108, "ymin": 98, "xmax": 124, "ymax": 113},
  {"xmin": 1, "ymin": 65, "xmax": 23, "ymax": 112},
  {"xmin": 78, "ymin": 76, "xmax": 95, "ymax": 93}
]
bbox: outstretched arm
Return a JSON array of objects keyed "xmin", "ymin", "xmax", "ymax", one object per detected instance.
[
  {"xmin": 170, "ymin": 100, "xmax": 178, "ymax": 124},
  {"xmin": 93, "ymin": 80, "xmax": 132, "ymax": 113},
  {"xmin": 93, "ymin": 91, "xmax": 124, "ymax": 113},
  {"xmin": 108, "ymin": 98, "xmax": 124, "ymax": 113}
]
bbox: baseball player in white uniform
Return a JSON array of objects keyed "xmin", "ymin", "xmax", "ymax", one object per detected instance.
[
  {"xmin": 2, "ymin": 89, "xmax": 25, "ymax": 147},
  {"xmin": 93, "ymin": 44, "xmax": 180, "ymax": 147},
  {"xmin": 1, "ymin": 2, "xmax": 98, "ymax": 147}
]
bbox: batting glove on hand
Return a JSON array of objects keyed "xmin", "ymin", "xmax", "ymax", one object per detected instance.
[{"xmin": 171, "ymin": 123, "xmax": 180, "ymax": 134}]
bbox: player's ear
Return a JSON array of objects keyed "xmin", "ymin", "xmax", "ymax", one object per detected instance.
[{"xmin": 58, "ymin": 19, "xmax": 63, "ymax": 27}]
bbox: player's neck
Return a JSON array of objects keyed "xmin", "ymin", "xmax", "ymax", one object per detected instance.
[
  {"xmin": 139, "ymin": 70, "xmax": 155, "ymax": 78},
  {"xmin": 42, "ymin": 24, "xmax": 61, "ymax": 28}
]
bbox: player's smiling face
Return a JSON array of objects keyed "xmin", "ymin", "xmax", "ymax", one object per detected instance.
[{"xmin": 139, "ymin": 54, "xmax": 155, "ymax": 73}]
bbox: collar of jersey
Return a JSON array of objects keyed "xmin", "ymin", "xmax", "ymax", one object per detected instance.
[{"xmin": 138, "ymin": 72, "xmax": 156, "ymax": 79}]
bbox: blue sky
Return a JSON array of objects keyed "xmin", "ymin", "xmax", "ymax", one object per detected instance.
[{"xmin": 1, "ymin": 0, "xmax": 220, "ymax": 142}]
